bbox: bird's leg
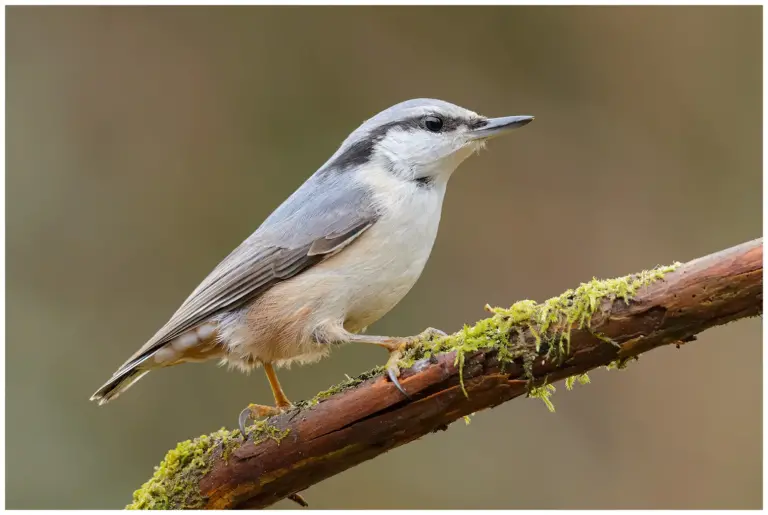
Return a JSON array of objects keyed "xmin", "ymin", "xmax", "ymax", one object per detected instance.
[
  {"xmin": 238, "ymin": 364, "xmax": 308, "ymax": 507},
  {"xmin": 347, "ymin": 327, "xmax": 447, "ymax": 398},
  {"xmin": 264, "ymin": 361, "xmax": 293, "ymax": 409},
  {"xmin": 238, "ymin": 362, "xmax": 293, "ymax": 437}
]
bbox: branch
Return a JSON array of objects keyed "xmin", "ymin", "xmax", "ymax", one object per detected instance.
[{"xmin": 128, "ymin": 238, "xmax": 762, "ymax": 510}]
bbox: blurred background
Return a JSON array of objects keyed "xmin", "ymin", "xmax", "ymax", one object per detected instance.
[{"xmin": 6, "ymin": 5, "xmax": 762, "ymax": 509}]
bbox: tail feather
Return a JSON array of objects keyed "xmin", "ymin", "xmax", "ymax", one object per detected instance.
[
  {"xmin": 90, "ymin": 355, "xmax": 152, "ymax": 405},
  {"xmin": 91, "ymin": 327, "xmax": 222, "ymax": 405}
]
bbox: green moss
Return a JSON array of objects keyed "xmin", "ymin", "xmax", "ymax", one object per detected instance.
[
  {"xmin": 397, "ymin": 262, "xmax": 679, "ymax": 404},
  {"xmin": 243, "ymin": 419, "xmax": 291, "ymax": 444},
  {"xmin": 490, "ymin": 263, "xmax": 681, "ymax": 359},
  {"xmin": 127, "ymin": 421, "xmax": 289, "ymax": 510},
  {"xmin": 529, "ymin": 383, "xmax": 557, "ymax": 412},
  {"xmin": 606, "ymin": 355, "xmax": 639, "ymax": 370},
  {"xmin": 127, "ymin": 428, "xmax": 232, "ymax": 509},
  {"xmin": 297, "ymin": 366, "xmax": 386, "ymax": 408},
  {"xmin": 565, "ymin": 373, "xmax": 591, "ymax": 390}
]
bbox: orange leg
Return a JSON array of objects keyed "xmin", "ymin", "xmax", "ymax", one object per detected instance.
[
  {"xmin": 264, "ymin": 362, "xmax": 292, "ymax": 409},
  {"xmin": 238, "ymin": 363, "xmax": 307, "ymax": 507},
  {"xmin": 238, "ymin": 363, "xmax": 294, "ymax": 436}
]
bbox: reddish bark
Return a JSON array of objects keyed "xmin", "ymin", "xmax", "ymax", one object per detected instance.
[{"xmin": 153, "ymin": 239, "xmax": 764, "ymax": 509}]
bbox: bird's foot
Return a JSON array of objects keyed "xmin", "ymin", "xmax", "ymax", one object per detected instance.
[
  {"xmin": 238, "ymin": 402, "xmax": 305, "ymax": 507},
  {"xmin": 238, "ymin": 402, "xmax": 292, "ymax": 438},
  {"xmin": 382, "ymin": 327, "xmax": 447, "ymax": 398}
]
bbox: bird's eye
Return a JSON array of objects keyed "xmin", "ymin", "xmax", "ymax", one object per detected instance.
[{"xmin": 423, "ymin": 116, "xmax": 444, "ymax": 132}]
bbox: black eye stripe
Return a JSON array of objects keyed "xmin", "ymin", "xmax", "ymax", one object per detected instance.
[
  {"xmin": 468, "ymin": 118, "xmax": 488, "ymax": 130},
  {"xmin": 324, "ymin": 113, "xmax": 487, "ymax": 171},
  {"xmin": 421, "ymin": 114, "xmax": 486, "ymax": 132},
  {"xmin": 398, "ymin": 114, "xmax": 481, "ymax": 133}
]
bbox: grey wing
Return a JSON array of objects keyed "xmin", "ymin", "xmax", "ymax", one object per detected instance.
[{"xmin": 120, "ymin": 174, "xmax": 377, "ymax": 369}]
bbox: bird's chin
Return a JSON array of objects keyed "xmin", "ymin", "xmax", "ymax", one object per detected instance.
[{"xmin": 470, "ymin": 139, "xmax": 487, "ymax": 155}]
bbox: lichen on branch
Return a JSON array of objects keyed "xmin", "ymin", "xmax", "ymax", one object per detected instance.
[
  {"xmin": 128, "ymin": 422, "xmax": 289, "ymax": 509},
  {"xmin": 397, "ymin": 262, "xmax": 680, "ymax": 396}
]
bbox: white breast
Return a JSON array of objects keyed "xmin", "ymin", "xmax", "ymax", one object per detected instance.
[
  {"xmin": 302, "ymin": 167, "xmax": 447, "ymax": 333},
  {"xmin": 216, "ymin": 167, "xmax": 448, "ymax": 366}
]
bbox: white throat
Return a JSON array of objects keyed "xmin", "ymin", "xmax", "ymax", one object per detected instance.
[{"xmin": 373, "ymin": 127, "xmax": 483, "ymax": 183}]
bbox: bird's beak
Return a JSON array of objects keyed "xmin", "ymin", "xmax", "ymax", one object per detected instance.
[{"xmin": 469, "ymin": 115, "xmax": 534, "ymax": 140}]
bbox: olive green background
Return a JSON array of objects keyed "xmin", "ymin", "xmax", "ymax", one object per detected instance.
[{"xmin": 6, "ymin": 6, "xmax": 762, "ymax": 509}]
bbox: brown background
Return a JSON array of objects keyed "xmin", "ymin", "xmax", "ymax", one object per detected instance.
[{"xmin": 6, "ymin": 6, "xmax": 762, "ymax": 509}]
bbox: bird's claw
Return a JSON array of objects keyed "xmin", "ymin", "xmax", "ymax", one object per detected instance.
[
  {"xmin": 238, "ymin": 408, "xmax": 251, "ymax": 438},
  {"xmin": 238, "ymin": 404, "xmax": 306, "ymax": 506},
  {"xmin": 386, "ymin": 347, "xmax": 411, "ymax": 399},
  {"xmin": 385, "ymin": 327, "xmax": 447, "ymax": 398},
  {"xmin": 238, "ymin": 403, "xmax": 282, "ymax": 438}
]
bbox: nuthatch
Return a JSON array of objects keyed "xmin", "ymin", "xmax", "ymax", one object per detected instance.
[{"xmin": 91, "ymin": 98, "xmax": 533, "ymax": 435}]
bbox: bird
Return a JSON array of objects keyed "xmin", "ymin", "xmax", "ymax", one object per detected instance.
[{"xmin": 90, "ymin": 98, "xmax": 533, "ymax": 437}]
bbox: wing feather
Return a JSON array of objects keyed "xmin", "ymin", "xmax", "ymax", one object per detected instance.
[{"xmin": 118, "ymin": 176, "xmax": 377, "ymax": 371}]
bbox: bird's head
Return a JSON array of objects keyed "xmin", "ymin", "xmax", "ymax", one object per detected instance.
[{"xmin": 325, "ymin": 98, "xmax": 533, "ymax": 185}]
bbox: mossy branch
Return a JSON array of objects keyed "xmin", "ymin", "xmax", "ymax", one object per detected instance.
[{"xmin": 129, "ymin": 238, "xmax": 762, "ymax": 510}]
